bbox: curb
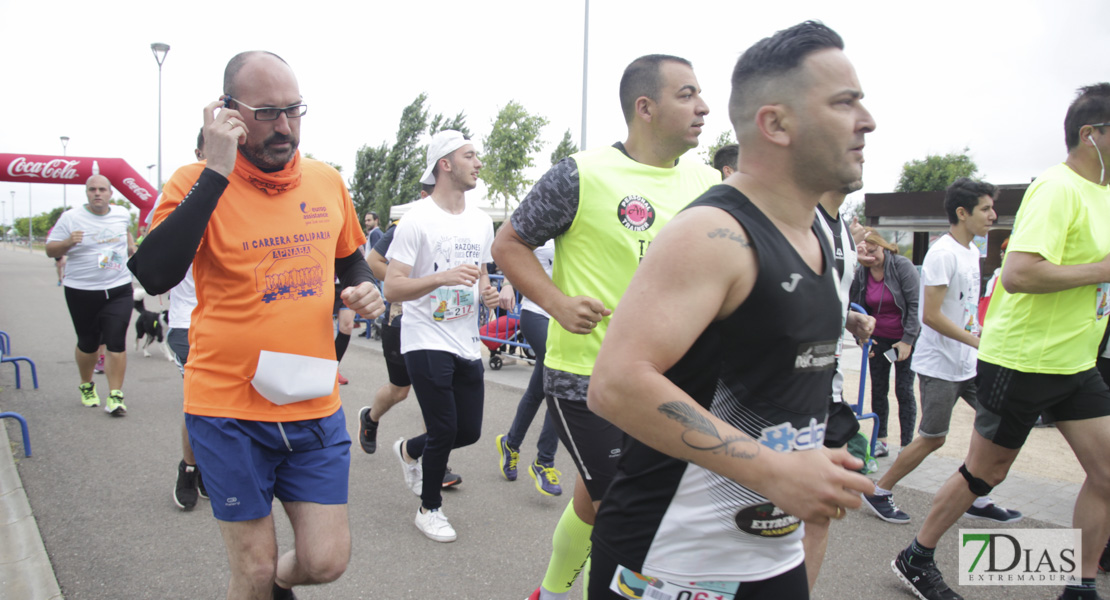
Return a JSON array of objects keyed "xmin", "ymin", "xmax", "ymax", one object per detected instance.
[{"xmin": 0, "ymin": 417, "xmax": 62, "ymax": 600}]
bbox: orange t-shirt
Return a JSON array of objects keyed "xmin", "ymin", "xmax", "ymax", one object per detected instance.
[{"xmin": 152, "ymin": 154, "xmax": 366, "ymax": 421}]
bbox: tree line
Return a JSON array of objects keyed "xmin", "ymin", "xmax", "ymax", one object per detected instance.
[{"xmin": 348, "ymin": 93, "xmax": 579, "ymax": 223}]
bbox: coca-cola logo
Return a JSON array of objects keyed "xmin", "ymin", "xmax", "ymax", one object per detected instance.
[
  {"xmin": 121, "ymin": 177, "xmax": 153, "ymax": 201},
  {"xmin": 7, "ymin": 157, "xmax": 80, "ymax": 180}
]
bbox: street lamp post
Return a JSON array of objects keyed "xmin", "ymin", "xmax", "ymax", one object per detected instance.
[
  {"xmin": 147, "ymin": 163, "xmax": 156, "ymax": 183},
  {"xmin": 26, "ymin": 185, "xmax": 32, "ymax": 251},
  {"xmin": 60, "ymin": 135, "xmax": 70, "ymax": 210},
  {"xmin": 150, "ymin": 42, "xmax": 171, "ymax": 191}
]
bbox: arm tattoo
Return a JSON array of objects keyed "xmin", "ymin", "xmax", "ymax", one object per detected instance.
[
  {"xmin": 706, "ymin": 228, "xmax": 751, "ymax": 248},
  {"xmin": 658, "ymin": 401, "xmax": 760, "ymax": 459}
]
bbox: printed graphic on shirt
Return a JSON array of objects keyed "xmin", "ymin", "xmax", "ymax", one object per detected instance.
[
  {"xmin": 734, "ymin": 502, "xmax": 802, "ymax": 538},
  {"xmin": 256, "ymin": 244, "xmax": 328, "ymax": 303},
  {"xmin": 793, "ymin": 339, "xmax": 837, "ymax": 372},
  {"xmin": 618, "ymin": 195, "xmax": 656, "ymax": 232},
  {"xmin": 1097, "ymin": 283, "xmax": 1110, "ymax": 321},
  {"xmin": 757, "ymin": 417, "xmax": 827, "ymax": 452}
]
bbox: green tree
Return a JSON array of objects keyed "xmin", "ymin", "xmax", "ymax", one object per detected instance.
[
  {"xmin": 349, "ymin": 142, "xmax": 389, "ymax": 218},
  {"xmin": 550, "ymin": 129, "xmax": 578, "ymax": 166},
  {"xmin": 895, "ymin": 148, "xmax": 979, "ymax": 192},
  {"xmin": 482, "ymin": 101, "xmax": 549, "ymax": 215},
  {"xmin": 429, "ymin": 111, "xmax": 471, "ymax": 138},
  {"xmin": 373, "ymin": 94, "xmax": 431, "ymax": 218},
  {"xmin": 700, "ymin": 130, "xmax": 736, "ymax": 166}
]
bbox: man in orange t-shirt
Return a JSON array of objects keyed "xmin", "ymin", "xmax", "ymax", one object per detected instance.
[{"xmin": 129, "ymin": 51, "xmax": 383, "ymax": 600}]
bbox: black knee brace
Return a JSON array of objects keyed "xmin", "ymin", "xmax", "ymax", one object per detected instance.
[{"xmin": 959, "ymin": 464, "xmax": 994, "ymax": 496}]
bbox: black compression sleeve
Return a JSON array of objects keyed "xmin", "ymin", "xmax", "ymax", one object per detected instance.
[
  {"xmin": 127, "ymin": 169, "xmax": 228, "ymax": 294},
  {"xmin": 336, "ymin": 249, "xmax": 374, "ymax": 290}
]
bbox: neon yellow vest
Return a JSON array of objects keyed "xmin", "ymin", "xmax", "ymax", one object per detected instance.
[{"xmin": 544, "ymin": 146, "xmax": 721, "ymax": 376}]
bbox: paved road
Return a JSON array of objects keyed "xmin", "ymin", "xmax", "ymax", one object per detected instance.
[{"xmin": 1, "ymin": 246, "xmax": 1105, "ymax": 600}]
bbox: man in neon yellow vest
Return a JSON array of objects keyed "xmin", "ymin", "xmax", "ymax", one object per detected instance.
[{"xmin": 492, "ymin": 53, "xmax": 719, "ymax": 600}]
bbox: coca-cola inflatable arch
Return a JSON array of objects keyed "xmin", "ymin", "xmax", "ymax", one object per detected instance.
[{"xmin": 0, "ymin": 153, "xmax": 157, "ymax": 223}]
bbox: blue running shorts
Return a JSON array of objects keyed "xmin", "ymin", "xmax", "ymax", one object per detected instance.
[{"xmin": 186, "ymin": 407, "xmax": 351, "ymax": 521}]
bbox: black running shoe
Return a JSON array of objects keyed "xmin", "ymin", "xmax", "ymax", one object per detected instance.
[
  {"xmin": 964, "ymin": 501, "xmax": 1022, "ymax": 523},
  {"xmin": 892, "ymin": 548, "xmax": 963, "ymax": 600},
  {"xmin": 174, "ymin": 460, "xmax": 199, "ymax": 510},
  {"xmin": 197, "ymin": 467, "xmax": 208, "ymax": 500},
  {"xmin": 863, "ymin": 492, "xmax": 910, "ymax": 524},
  {"xmin": 358, "ymin": 406, "xmax": 378, "ymax": 454},
  {"xmin": 442, "ymin": 466, "xmax": 462, "ymax": 488}
]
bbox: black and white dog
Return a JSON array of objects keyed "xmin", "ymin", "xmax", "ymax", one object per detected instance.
[{"xmin": 133, "ymin": 289, "xmax": 174, "ymax": 360}]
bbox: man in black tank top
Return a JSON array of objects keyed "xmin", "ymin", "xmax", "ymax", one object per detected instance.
[{"xmin": 586, "ymin": 21, "xmax": 876, "ymax": 599}]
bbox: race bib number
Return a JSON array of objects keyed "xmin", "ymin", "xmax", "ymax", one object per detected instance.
[
  {"xmin": 1097, "ymin": 283, "xmax": 1110, "ymax": 321},
  {"xmin": 608, "ymin": 565, "xmax": 739, "ymax": 600},
  {"xmin": 98, "ymin": 250, "xmax": 126, "ymax": 272},
  {"xmin": 430, "ymin": 287, "xmax": 474, "ymax": 322}
]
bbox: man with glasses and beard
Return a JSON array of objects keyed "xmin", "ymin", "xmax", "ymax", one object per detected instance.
[{"xmin": 129, "ymin": 50, "xmax": 383, "ymax": 600}]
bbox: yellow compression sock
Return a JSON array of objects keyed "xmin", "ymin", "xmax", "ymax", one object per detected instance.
[{"xmin": 540, "ymin": 501, "xmax": 593, "ymax": 596}]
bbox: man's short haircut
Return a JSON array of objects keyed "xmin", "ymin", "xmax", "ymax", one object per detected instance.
[
  {"xmin": 196, "ymin": 128, "xmax": 205, "ymax": 153},
  {"xmin": 619, "ymin": 54, "xmax": 693, "ymax": 123},
  {"xmin": 421, "ymin": 183, "xmax": 435, "ymax": 195},
  {"xmin": 944, "ymin": 177, "xmax": 998, "ymax": 225},
  {"xmin": 1064, "ymin": 83, "xmax": 1110, "ymax": 151},
  {"xmin": 223, "ymin": 51, "xmax": 289, "ymax": 98},
  {"xmin": 728, "ymin": 21, "xmax": 844, "ymax": 132},
  {"xmin": 713, "ymin": 144, "xmax": 739, "ymax": 176},
  {"xmin": 368, "ymin": 211, "xmax": 379, "ymax": 221}
]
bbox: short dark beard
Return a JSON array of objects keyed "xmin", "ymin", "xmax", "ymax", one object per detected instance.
[{"xmin": 241, "ymin": 133, "xmax": 298, "ymax": 172}]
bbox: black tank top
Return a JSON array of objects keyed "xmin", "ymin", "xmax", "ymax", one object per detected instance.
[
  {"xmin": 666, "ymin": 185, "xmax": 842, "ymax": 436},
  {"xmin": 592, "ymin": 185, "xmax": 845, "ymax": 577}
]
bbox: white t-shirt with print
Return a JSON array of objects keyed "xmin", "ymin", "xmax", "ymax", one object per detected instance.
[
  {"xmin": 387, "ymin": 197, "xmax": 494, "ymax": 360},
  {"xmin": 913, "ymin": 233, "xmax": 980, "ymax": 381},
  {"xmin": 519, "ymin": 239, "xmax": 555, "ymax": 319},
  {"xmin": 47, "ymin": 204, "xmax": 133, "ymax": 291}
]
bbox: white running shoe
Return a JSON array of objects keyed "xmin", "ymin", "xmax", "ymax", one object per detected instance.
[
  {"xmin": 393, "ymin": 438, "xmax": 422, "ymax": 496},
  {"xmin": 415, "ymin": 507, "xmax": 456, "ymax": 542}
]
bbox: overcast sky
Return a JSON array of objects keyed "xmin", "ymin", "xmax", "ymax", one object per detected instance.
[{"xmin": 1, "ymin": 0, "xmax": 1107, "ymax": 224}]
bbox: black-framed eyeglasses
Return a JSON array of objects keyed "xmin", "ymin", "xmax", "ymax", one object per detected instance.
[
  {"xmin": 1090, "ymin": 123, "xmax": 1110, "ymax": 129},
  {"xmin": 228, "ymin": 98, "xmax": 308, "ymax": 121}
]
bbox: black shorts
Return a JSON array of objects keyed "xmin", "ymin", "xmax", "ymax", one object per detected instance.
[
  {"xmin": 588, "ymin": 546, "xmax": 809, "ymax": 600},
  {"xmin": 64, "ymin": 283, "xmax": 133, "ymax": 353},
  {"xmin": 546, "ymin": 394, "xmax": 623, "ymax": 500},
  {"xmin": 167, "ymin": 328, "xmax": 189, "ymax": 377},
  {"xmin": 381, "ymin": 324, "xmax": 410, "ymax": 387},
  {"xmin": 974, "ymin": 359, "xmax": 1110, "ymax": 449}
]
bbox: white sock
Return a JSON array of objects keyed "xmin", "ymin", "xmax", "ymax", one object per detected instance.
[
  {"xmin": 873, "ymin": 485, "xmax": 892, "ymax": 496},
  {"xmin": 540, "ymin": 588, "xmax": 571, "ymax": 600},
  {"xmin": 972, "ymin": 496, "xmax": 993, "ymax": 509}
]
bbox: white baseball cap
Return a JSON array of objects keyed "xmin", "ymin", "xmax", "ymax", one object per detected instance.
[{"xmin": 420, "ymin": 130, "xmax": 480, "ymax": 185}]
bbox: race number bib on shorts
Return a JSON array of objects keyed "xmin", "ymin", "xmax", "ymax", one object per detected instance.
[
  {"xmin": 430, "ymin": 286, "xmax": 475, "ymax": 322},
  {"xmin": 1096, "ymin": 283, "xmax": 1110, "ymax": 321},
  {"xmin": 609, "ymin": 565, "xmax": 739, "ymax": 600},
  {"xmin": 98, "ymin": 250, "xmax": 126, "ymax": 271}
]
